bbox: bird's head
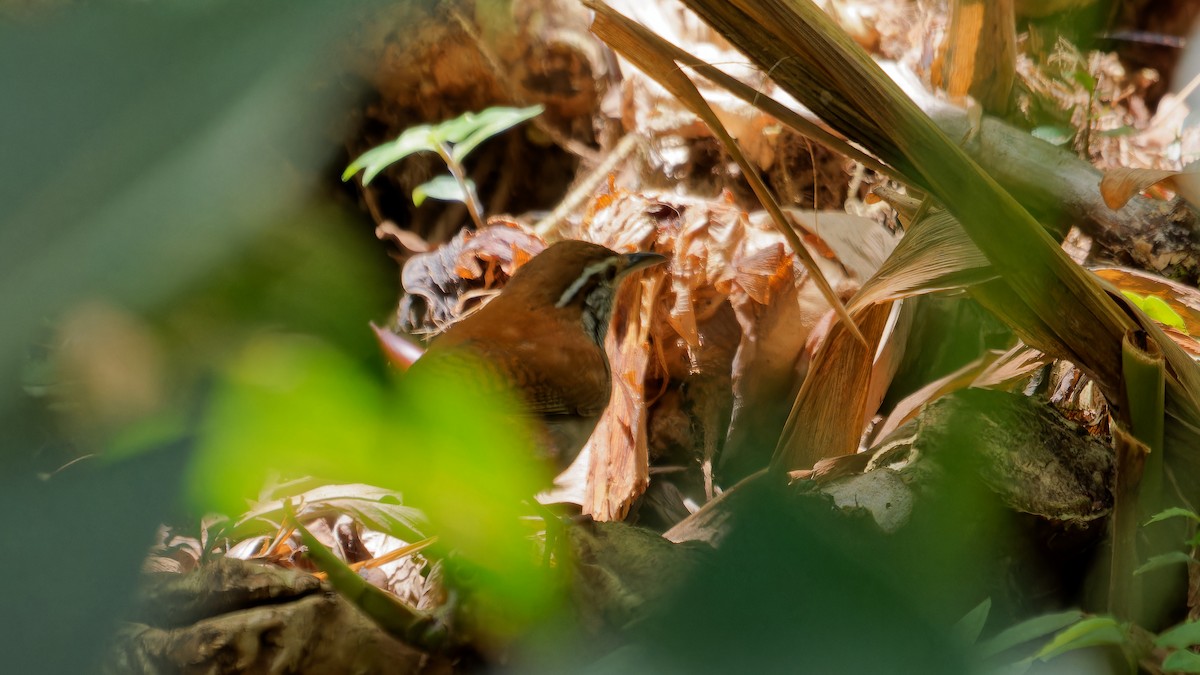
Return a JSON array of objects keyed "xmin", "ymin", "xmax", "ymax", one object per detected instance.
[{"xmin": 501, "ymin": 240, "xmax": 667, "ymax": 346}]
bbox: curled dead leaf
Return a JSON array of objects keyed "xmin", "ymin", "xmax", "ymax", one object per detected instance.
[{"xmin": 1099, "ymin": 167, "xmax": 1187, "ymax": 210}]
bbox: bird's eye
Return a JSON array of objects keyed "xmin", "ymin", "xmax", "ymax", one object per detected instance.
[{"xmin": 603, "ymin": 265, "xmax": 618, "ymax": 282}]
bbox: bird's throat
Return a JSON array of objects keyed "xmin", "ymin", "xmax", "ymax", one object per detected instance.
[{"xmin": 581, "ymin": 286, "xmax": 616, "ymax": 347}]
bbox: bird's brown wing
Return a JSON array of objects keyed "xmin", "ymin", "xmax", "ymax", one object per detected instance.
[{"xmin": 420, "ymin": 336, "xmax": 609, "ymax": 418}]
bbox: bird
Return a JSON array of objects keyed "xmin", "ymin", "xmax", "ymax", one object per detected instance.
[{"xmin": 409, "ymin": 240, "xmax": 667, "ymax": 469}]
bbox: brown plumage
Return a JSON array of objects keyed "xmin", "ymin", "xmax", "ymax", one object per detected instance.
[{"xmin": 411, "ymin": 240, "xmax": 666, "ymax": 466}]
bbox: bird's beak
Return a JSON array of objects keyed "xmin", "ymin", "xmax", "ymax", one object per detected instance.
[{"xmin": 617, "ymin": 251, "xmax": 668, "ymax": 277}]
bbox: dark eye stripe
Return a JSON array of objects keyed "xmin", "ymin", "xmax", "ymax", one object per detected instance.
[{"xmin": 556, "ymin": 259, "xmax": 617, "ymax": 308}]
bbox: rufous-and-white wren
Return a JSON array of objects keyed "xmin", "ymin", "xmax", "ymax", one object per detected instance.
[{"xmin": 410, "ymin": 240, "xmax": 666, "ymax": 467}]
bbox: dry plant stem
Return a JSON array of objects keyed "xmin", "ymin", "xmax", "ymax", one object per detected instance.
[
  {"xmin": 434, "ymin": 141, "xmax": 487, "ymax": 232},
  {"xmin": 534, "ymin": 133, "xmax": 642, "ymax": 239},
  {"xmin": 588, "ymin": 0, "xmax": 865, "ymax": 346}
]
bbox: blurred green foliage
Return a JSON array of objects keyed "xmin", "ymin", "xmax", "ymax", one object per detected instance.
[
  {"xmin": 0, "ymin": 1, "xmax": 403, "ymax": 671},
  {"xmin": 189, "ymin": 334, "xmax": 559, "ymax": 626}
]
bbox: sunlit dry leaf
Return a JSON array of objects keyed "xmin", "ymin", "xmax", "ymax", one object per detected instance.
[
  {"xmin": 788, "ymin": 452, "xmax": 874, "ymax": 484},
  {"xmin": 581, "ymin": 272, "xmax": 666, "ymax": 520},
  {"xmin": 775, "ymin": 209, "xmax": 902, "ymax": 281},
  {"xmin": 848, "ymin": 210, "xmax": 995, "ymax": 313},
  {"xmin": 730, "ymin": 243, "xmax": 790, "ymax": 305},
  {"xmin": 973, "ymin": 343, "xmax": 1050, "ymax": 389},
  {"xmin": 375, "ymin": 221, "xmax": 430, "ymax": 254},
  {"xmin": 399, "ymin": 223, "xmax": 545, "ymax": 332},
  {"xmin": 773, "ymin": 302, "xmax": 894, "ymax": 471},
  {"xmin": 1100, "ymin": 167, "xmax": 1186, "ymax": 210},
  {"xmin": 722, "ymin": 210, "xmax": 895, "ymax": 475},
  {"xmin": 588, "ymin": 0, "xmax": 865, "ymax": 346},
  {"xmin": 864, "ymin": 301, "xmax": 912, "ymax": 433}
]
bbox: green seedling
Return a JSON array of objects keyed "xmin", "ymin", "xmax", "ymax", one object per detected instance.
[{"xmin": 343, "ymin": 105, "xmax": 543, "ymax": 229}]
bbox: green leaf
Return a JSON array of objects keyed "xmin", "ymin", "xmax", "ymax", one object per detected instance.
[
  {"xmin": 978, "ymin": 609, "xmax": 1085, "ymax": 659},
  {"xmin": 1142, "ymin": 295, "xmax": 1187, "ymax": 331},
  {"xmin": 1120, "ymin": 292, "xmax": 1188, "ymax": 332},
  {"xmin": 1134, "ymin": 551, "xmax": 1194, "ymax": 575},
  {"xmin": 1031, "ymin": 125, "xmax": 1074, "ymax": 146},
  {"xmin": 449, "ymin": 105, "xmax": 543, "ymax": 163},
  {"xmin": 1157, "ymin": 621, "xmax": 1200, "ymax": 650},
  {"xmin": 1100, "ymin": 126, "xmax": 1136, "ymax": 138},
  {"xmin": 1163, "ymin": 649, "xmax": 1200, "ymax": 672},
  {"xmin": 1122, "ymin": 290, "xmax": 1148, "ymax": 310},
  {"xmin": 1073, "ymin": 69, "xmax": 1098, "ymax": 93},
  {"xmin": 341, "ymin": 106, "xmax": 542, "ymax": 187},
  {"xmin": 954, "ymin": 597, "xmax": 992, "ymax": 646},
  {"xmin": 1034, "ymin": 616, "xmax": 1126, "ymax": 661},
  {"xmin": 412, "ymin": 175, "xmax": 471, "ymax": 206},
  {"xmin": 342, "ymin": 124, "xmax": 437, "ymax": 184},
  {"xmin": 1146, "ymin": 507, "xmax": 1200, "ymax": 525}
]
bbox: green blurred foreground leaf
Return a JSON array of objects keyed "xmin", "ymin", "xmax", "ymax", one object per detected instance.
[
  {"xmin": 189, "ymin": 334, "xmax": 558, "ymax": 625},
  {"xmin": 977, "ymin": 609, "xmax": 1085, "ymax": 659},
  {"xmin": 1157, "ymin": 620, "xmax": 1200, "ymax": 650},
  {"xmin": 953, "ymin": 597, "xmax": 992, "ymax": 646},
  {"xmin": 1034, "ymin": 616, "xmax": 1126, "ymax": 661},
  {"xmin": 1163, "ymin": 650, "xmax": 1200, "ymax": 673},
  {"xmin": 1146, "ymin": 506, "xmax": 1200, "ymax": 525},
  {"xmin": 1134, "ymin": 551, "xmax": 1194, "ymax": 576}
]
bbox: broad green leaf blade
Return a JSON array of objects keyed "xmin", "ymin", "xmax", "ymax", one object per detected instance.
[
  {"xmin": 433, "ymin": 106, "xmax": 538, "ymax": 144},
  {"xmin": 1134, "ymin": 551, "xmax": 1193, "ymax": 575},
  {"xmin": 1144, "ymin": 295, "xmax": 1188, "ymax": 330},
  {"xmin": 977, "ymin": 609, "xmax": 1085, "ymax": 659},
  {"xmin": 412, "ymin": 175, "xmax": 471, "ymax": 206},
  {"xmin": 954, "ymin": 597, "xmax": 992, "ymax": 646},
  {"xmin": 1034, "ymin": 616, "xmax": 1126, "ymax": 661},
  {"xmin": 1157, "ymin": 620, "xmax": 1200, "ymax": 650},
  {"xmin": 1124, "ymin": 293, "xmax": 1189, "ymax": 331},
  {"xmin": 1146, "ymin": 507, "xmax": 1200, "ymax": 525},
  {"xmin": 342, "ymin": 124, "xmax": 436, "ymax": 184},
  {"xmin": 1163, "ymin": 649, "xmax": 1200, "ymax": 673},
  {"xmin": 448, "ymin": 105, "xmax": 543, "ymax": 163},
  {"xmin": 987, "ymin": 657, "xmax": 1036, "ymax": 675}
]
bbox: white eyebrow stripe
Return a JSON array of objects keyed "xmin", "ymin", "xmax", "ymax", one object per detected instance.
[{"xmin": 556, "ymin": 259, "xmax": 617, "ymax": 308}]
